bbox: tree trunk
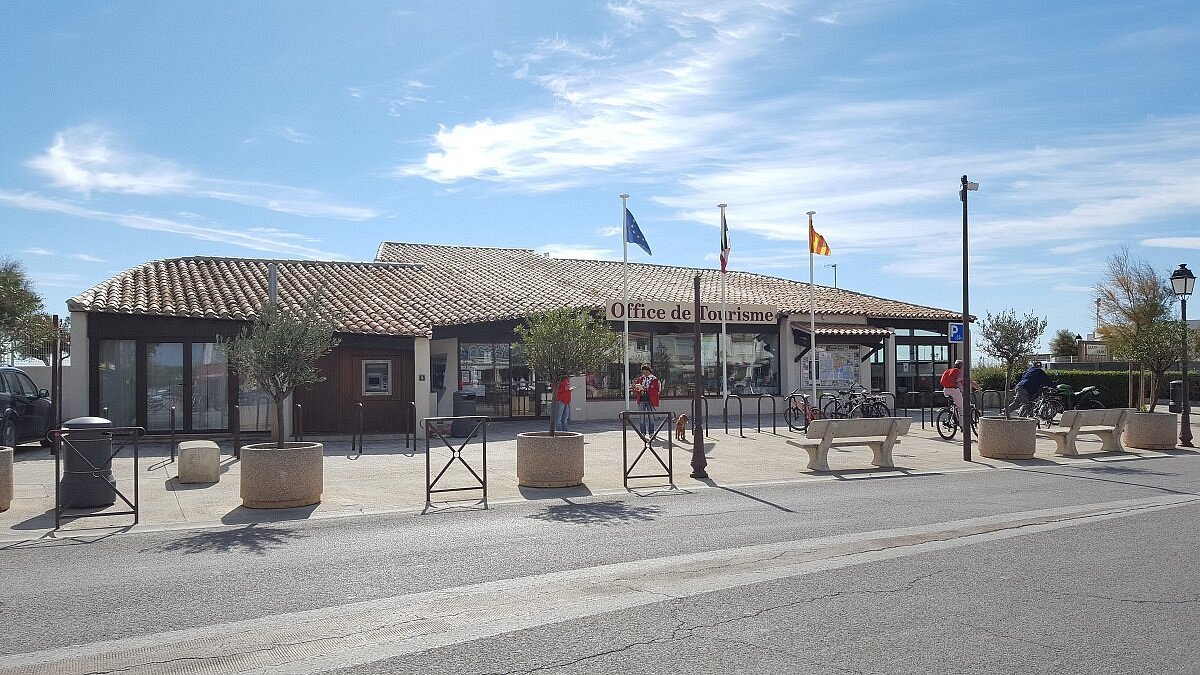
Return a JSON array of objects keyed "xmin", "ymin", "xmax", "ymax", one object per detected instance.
[{"xmin": 274, "ymin": 398, "xmax": 285, "ymax": 448}]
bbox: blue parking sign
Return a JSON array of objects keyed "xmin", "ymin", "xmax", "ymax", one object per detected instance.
[{"xmin": 948, "ymin": 322, "xmax": 964, "ymax": 343}]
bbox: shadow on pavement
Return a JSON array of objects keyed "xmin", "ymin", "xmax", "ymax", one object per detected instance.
[
  {"xmin": 0, "ymin": 527, "xmax": 129, "ymax": 549},
  {"xmin": 141, "ymin": 523, "xmax": 303, "ymax": 555},
  {"xmin": 526, "ymin": 499, "xmax": 663, "ymax": 526},
  {"xmin": 219, "ymin": 503, "xmax": 319, "ymax": 525}
]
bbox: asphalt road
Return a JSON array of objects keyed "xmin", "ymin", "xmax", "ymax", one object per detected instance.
[{"xmin": 1, "ymin": 454, "xmax": 1198, "ymax": 674}]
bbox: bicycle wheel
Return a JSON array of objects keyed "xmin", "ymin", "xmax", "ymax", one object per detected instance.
[
  {"xmin": 872, "ymin": 401, "xmax": 892, "ymax": 418},
  {"xmin": 935, "ymin": 408, "xmax": 957, "ymax": 440},
  {"xmin": 784, "ymin": 405, "xmax": 797, "ymax": 429},
  {"xmin": 1042, "ymin": 399, "xmax": 1065, "ymax": 426},
  {"xmin": 822, "ymin": 398, "xmax": 847, "ymax": 419}
]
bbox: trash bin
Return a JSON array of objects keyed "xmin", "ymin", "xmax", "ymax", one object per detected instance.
[
  {"xmin": 59, "ymin": 416, "xmax": 117, "ymax": 508},
  {"xmin": 451, "ymin": 390, "xmax": 478, "ymax": 437},
  {"xmin": 1169, "ymin": 380, "xmax": 1183, "ymax": 413}
]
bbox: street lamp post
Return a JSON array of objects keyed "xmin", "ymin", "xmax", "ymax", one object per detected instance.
[
  {"xmin": 1170, "ymin": 263, "xmax": 1195, "ymax": 448},
  {"xmin": 824, "ymin": 263, "xmax": 838, "ymax": 288},
  {"xmin": 960, "ymin": 175, "xmax": 978, "ymax": 462}
]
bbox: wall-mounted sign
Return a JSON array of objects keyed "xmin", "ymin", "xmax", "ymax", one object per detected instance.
[{"xmin": 605, "ymin": 300, "xmax": 777, "ymax": 325}]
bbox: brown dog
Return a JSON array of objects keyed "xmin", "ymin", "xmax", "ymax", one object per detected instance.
[{"xmin": 675, "ymin": 413, "xmax": 689, "ymax": 441}]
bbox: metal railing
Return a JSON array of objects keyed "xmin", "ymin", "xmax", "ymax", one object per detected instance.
[
  {"xmin": 54, "ymin": 426, "xmax": 145, "ymax": 529},
  {"xmin": 424, "ymin": 415, "xmax": 489, "ymax": 505},
  {"xmin": 619, "ymin": 410, "xmax": 674, "ymax": 489}
]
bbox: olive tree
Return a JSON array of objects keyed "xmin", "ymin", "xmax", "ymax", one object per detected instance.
[
  {"xmin": 513, "ymin": 308, "xmax": 622, "ymax": 436},
  {"xmin": 1109, "ymin": 320, "xmax": 1183, "ymax": 412},
  {"xmin": 977, "ymin": 309, "xmax": 1048, "ymax": 393},
  {"xmin": 218, "ymin": 294, "xmax": 340, "ymax": 447}
]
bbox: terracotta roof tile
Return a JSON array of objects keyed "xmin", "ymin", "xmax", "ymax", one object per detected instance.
[{"xmin": 67, "ymin": 244, "xmax": 961, "ymax": 337}]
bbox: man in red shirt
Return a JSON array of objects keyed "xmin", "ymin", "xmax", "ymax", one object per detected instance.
[
  {"xmin": 940, "ymin": 359, "xmax": 980, "ymax": 420},
  {"xmin": 555, "ymin": 377, "xmax": 574, "ymax": 432}
]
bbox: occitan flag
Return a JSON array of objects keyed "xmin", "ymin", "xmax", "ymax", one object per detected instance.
[{"xmin": 809, "ymin": 224, "xmax": 831, "ymax": 256}]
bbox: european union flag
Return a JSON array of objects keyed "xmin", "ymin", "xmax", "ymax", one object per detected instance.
[{"xmin": 625, "ymin": 208, "xmax": 652, "ymax": 256}]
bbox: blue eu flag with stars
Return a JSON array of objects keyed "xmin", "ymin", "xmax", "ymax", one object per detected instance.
[{"xmin": 625, "ymin": 208, "xmax": 652, "ymax": 256}]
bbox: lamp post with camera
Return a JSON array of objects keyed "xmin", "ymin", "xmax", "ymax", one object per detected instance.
[
  {"xmin": 1170, "ymin": 263, "xmax": 1194, "ymax": 447},
  {"xmin": 960, "ymin": 175, "xmax": 978, "ymax": 461}
]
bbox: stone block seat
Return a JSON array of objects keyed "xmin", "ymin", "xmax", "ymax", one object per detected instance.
[{"xmin": 177, "ymin": 440, "xmax": 221, "ymax": 484}]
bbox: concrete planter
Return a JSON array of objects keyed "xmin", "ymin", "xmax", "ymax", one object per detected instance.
[
  {"xmin": 239, "ymin": 442, "xmax": 324, "ymax": 508},
  {"xmin": 1123, "ymin": 411, "xmax": 1178, "ymax": 450},
  {"xmin": 978, "ymin": 416, "xmax": 1037, "ymax": 460},
  {"xmin": 516, "ymin": 432, "xmax": 585, "ymax": 488},
  {"xmin": 0, "ymin": 447, "xmax": 12, "ymax": 511}
]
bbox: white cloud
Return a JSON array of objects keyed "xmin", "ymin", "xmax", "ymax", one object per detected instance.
[
  {"xmin": 71, "ymin": 253, "xmax": 109, "ymax": 263},
  {"xmin": 27, "ymin": 125, "xmax": 378, "ymax": 221},
  {"xmin": 22, "ymin": 247, "xmax": 54, "ymax": 256},
  {"xmin": 271, "ymin": 126, "xmax": 315, "ymax": 145},
  {"xmin": 0, "ymin": 191, "xmax": 345, "ymax": 259},
  {"xmin": 1142, "ymin": 237, "xmax": 1200, "ymax": 250}
]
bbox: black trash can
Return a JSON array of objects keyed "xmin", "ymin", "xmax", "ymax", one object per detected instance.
[
  {"xmin": 59, "ymin": 416, "xmax": 117, "ymax": 508},
  {"xmin": 451, "ymin": 390, "xmax": 478, "ymax": 437},
  {"xmin": 1169, "ymin": 380, "xmax": 1183, "ymax": 413}
]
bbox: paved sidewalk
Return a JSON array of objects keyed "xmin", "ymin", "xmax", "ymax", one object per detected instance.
[{"xmin": 2, "ymin": 413, "xmax": 1196, "ymax": 542}]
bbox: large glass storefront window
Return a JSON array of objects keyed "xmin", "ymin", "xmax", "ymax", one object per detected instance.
[
  {"xmin": 587, "ymin": 330, "xmax": 779, "ymax": 399},
  {"xmin": 147, "ymin": 342, "xmax": 184, "ymax": 431},
  {"xmin": 894, "ymin": 331, "xmax": 949, "ymax": 399},
  {"xmin": 192, "ymin": 343, "xmax": 228, "ymax": 430},
  {"xmin": 459, "ymin": 341, "xmax": 545, "ymax": 418},
  {"xmin": 98, "ymin": 340, "xmax": 136, "ymax": 426}
]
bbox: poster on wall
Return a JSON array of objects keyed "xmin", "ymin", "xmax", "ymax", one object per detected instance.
[{"xmin": 800, "ymin": 345, "xmax": 861, "ymax": 388}]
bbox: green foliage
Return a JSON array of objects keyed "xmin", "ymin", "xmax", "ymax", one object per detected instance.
[
  {"xmin": 513, "ymin": 308, "xmax": 622, "ymax": 435},
  {"xmin": 1049, "ymin": 329, "xmax": 1079, "ymax": 358},
  {"xmin": 977, "ymin": 309, "xmax": 1047, "ymax": 386},
  {"xmin": 1108, "ymin": 320, "xmax": 1186, "ymax": 412},
  {"xmin": 218, "ymin": 293, "xmax": 340, "ymax": 447},
  {"xmin": 0, "ymin": 258, "xmax": 49, "ymax": 362},
  {"xmin": 968, "ymin": 364, "xmax": 1007, "ymax": 392}
]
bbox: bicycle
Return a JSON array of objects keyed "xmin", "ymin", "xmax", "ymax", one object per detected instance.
[
  {"xmin": 936, "ymin": 401, "xmax": 980, "ymax": 440},
  {"xmin": 784, "ymin": 390, "xmax": 820, "ymax": 430},
  {"xmin": 1016, "ymin": 385, "xmax": 1064, "ymax": 428}
]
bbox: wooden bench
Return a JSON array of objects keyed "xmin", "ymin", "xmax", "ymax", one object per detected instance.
[
  {"xmin": 177, "ymin": 440, "xmax": 220, "ymax": 483},
  {"xmin": 1038, "ymin": 408, "xmax": 1132, "ymax": 456},
  {"xmin": 787, "ymin": 417, "xmax": 912, "ymax": 472}
]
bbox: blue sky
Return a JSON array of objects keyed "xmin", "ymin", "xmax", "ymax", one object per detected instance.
[{"xmin": 2, "ymin": 1, "xmax": 1198, "ymax": 351}]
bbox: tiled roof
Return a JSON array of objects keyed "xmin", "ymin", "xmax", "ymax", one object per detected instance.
[
  {"xmin": 803, "ymin": 323, "xmax": 894, "ymax": 337},
  {"xmin": 67, "ymin": 243, "xmax": 961, "ymax": 338},
  {"xmin": 67, "ymin": 258, "xmax": 436, "ymax": 337},
  {"xmin": 374, "ymin": 242, "xmax": 961, "ymax": 323}
]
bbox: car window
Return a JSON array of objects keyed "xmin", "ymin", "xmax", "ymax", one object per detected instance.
[
  {"xmin": 14, "ymin": 371, "xmax": 40, "ymax": 396},
  {"xmin": 1, "ymin": 372, "xmax": 18, "ymax": 395},
  {"xmin": 0, "ymin": 373, "xmax": 8, "ymax": 394}
]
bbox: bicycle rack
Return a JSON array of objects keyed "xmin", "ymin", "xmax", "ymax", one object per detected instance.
[
  {"xmin": 350, "ymin": 403, "xmax": 364, "ymax": 457},
  {"xmin": 232, "ymin": 405, "xmax": 241, "ymax": 459},
  {"xmin": 292, "ymin": 403, "xmax": 304, "ymax": 442},
  {"xmin": 424, "ymin": 415, "xmax": 488, "ymax": 505},
  {"xmin": 619, "ymin": 410, "xmax": 673, "ymax": 489},
  {"xmin": 168, "ymin": 406, "xmax": 177, "ymax": 461},
  {"xmin": 54, "ymin": 426, "xmax": 145, "ymax": 529},
  {"xmin": 755, "ymin": 394, "xmax": 778, "ymax": 434},
  {"xmin": 784, "ymin": 392, "xmax": 807, "ymax": 432},
  {"xmin": 701, "ymin": 395, "xmax": 745, "ymax": 437},
  {"xmin": 405, "ymin": 401, "xmax": 417, "ymax": 449}
]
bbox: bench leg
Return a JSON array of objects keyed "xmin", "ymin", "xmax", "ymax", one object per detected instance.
[
  {"xmin": 1098, "ymin": 431, "xmax": 1124, "ymax": 453},
  {"xmin": 1051, "ymin": 434, "xmax": 1078, "ymax": 456},
  {"xmin": 806, "ymin": 440, "xmax": 832, "ymax": 472},
  {"xmin": 868, "ymin": 441, "xmax": 895, "ymax": 468}
]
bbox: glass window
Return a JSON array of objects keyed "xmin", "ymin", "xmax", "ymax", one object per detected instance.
[
  {"xmin": 362, "ymin": 360, "xmax": 391, "ymax": 395},
  {"xmin": 98, "ymin": 340, "xmax": 136, "ymax": 427},
  {"xmin": 192, "ymin": 343, "xmax": 228, "ymax": 430},
  {"xmin": 147, "ymin": 342, "xmax": 184, "ymax": 431},
  {"xmin": 652, "ymin": 334, "xmax": 695, "ymax": 398}
]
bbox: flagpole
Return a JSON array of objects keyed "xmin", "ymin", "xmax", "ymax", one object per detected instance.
[
  {"xmin": 719, "ymin": 203, "xmax": 728, "ymax": 408},
  {"xmin": 807, "ymin": 210, "xmax": 818, "ymax": 405},
  {"xmin": 621, "ymin": 193, "xmax": 631, "ymax": 412}
]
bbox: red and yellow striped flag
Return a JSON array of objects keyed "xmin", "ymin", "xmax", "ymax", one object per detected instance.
[{"xmin": 809, "ymin": 223, "xmax": 831, "ymax": 256}]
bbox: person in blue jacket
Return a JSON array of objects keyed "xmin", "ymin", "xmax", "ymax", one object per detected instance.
[{"xmin": 1007, "ymin": 361, "xmax": 1051, "ymax": 417}]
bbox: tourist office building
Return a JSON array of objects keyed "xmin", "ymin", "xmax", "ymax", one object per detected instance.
[{"xmin": 60, "ymin": 242, "xmax": 962, "ymax": 436}]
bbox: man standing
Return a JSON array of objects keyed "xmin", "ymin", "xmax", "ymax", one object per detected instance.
[
  {"xmin": 555, "ymin": 377, "xmax": 573, "ymax": 432},
  {"xmin": 633, "ymin": 364, "xmax": 660, "ymax": 437},
  {"xmin": 1007, "ymin": 361, "xmax": 1051, "ymax": 417}
]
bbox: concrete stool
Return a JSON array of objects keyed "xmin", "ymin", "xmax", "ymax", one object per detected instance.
[{"xmin": 178, "ymin": 440, "xmax": 220, "ymax": 484}]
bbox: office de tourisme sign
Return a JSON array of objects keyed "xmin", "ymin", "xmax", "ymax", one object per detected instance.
[{"xmin": 604, "ymin": 300, "xmax": 778, "ymax": 325}]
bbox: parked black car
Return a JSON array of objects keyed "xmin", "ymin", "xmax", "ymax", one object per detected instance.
[{"xmin": 0, "ymin": 366, "xmax": 53, "ymax": 448}]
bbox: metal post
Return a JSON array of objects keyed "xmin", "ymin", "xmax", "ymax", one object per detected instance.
[
  {"xmin": 1182, "ymin": 295, "xmax": 1193, "ymax": 447},
  {"xmin": 960, "ymin": 175, "xmax": 977, "ymax": 461},
  {"xmin": 691, "ymin": 274, "xmax": 708, "ymax": 479},
  {"xmin": 232, "ymin": 405, "xmax": 241, "ymax": 459},
  {"xmin": 169, "ymin": 406, "xmax": 176, "ymax": 461}
]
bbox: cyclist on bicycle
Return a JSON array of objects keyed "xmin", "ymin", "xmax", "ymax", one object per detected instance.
[
  {"xmin": 940, "ymin": 360, "xmax": 980, "ymax": 420},
  {"xmin": 1007, "ymin": 360, "xmax": 1051, "ymax": 417}
]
